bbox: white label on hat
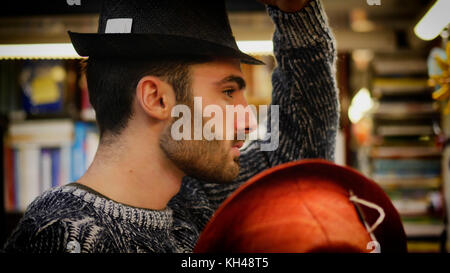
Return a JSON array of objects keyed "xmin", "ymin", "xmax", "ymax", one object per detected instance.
[{"xmin": 105, "ymin": 18, "xmax": 133, "ymax": 33}]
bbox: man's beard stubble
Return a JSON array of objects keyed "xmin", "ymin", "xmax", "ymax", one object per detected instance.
[{"xmin": 159, "ymin": 115, "xmax": 241, "ymax": 184}]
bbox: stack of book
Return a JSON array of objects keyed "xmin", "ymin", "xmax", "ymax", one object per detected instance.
[
  {"xmin": 3, "ymin": 120, "xmax": 99, "ymax": 212},
  {"xmin": 369, "ymin": 56, "xmax": 445, "ymax": 253}
]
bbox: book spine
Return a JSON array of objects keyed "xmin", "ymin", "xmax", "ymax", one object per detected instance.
[
  {"xmin": 60, "ymin": 145, "xmax": 71, "ymax": 185},
  {"xmin": 13, "ymin": 148, "xmax": 20, "ymax": 211},
  {"xmin": 40, "ymin": 148, "xmax": 52, "ymax": 192},
  {"xmin": 3, "ymin": 145, "xmax": 15, "ymax": 212},
  {"xmin": 17, "ymin": 145, "xmax": 40, "ymax": 211},
  {"xmin": 85, "ymin": 128, "xmax": 99, "ymax": 170},
  {"xmin": 71, "ymin": 122, "xmax": 86, "ymax": 182},
  {"xmin": 373, "ymin": 159, "xmax": 441, "ymax": 175},
  {"xmin": 51, "ymin": 148, "xmax": 60, "ymax": 188}
]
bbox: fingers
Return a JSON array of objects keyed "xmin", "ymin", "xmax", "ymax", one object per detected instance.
[{"xmin": 258, "ymin": 0, "xmax": 311, "ymax": 13}]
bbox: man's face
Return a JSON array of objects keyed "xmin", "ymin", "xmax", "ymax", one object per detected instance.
[{"xmin": 160, "ymin": 58, "xmax": 256, "ymax": 183}]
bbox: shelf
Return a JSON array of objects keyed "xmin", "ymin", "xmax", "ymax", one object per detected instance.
[
  {"xmin": 374, "ymin": 176, "xmax": 441, "ymax": 190},
  {"xmin": 370, "ymin": 146, "xmax": 442, "ymax": 158},
  {"xmin": 365, "ymin": 53, "xmax": 448, "ymax": 251},
  {"xmin": 403, "ymin": 223, "xmax": 446, "ymax": 238}
]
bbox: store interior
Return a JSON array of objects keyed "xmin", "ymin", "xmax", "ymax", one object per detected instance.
[{"xmin": 1, "ymin": 0, "xmax": 449, "ymax": 253}]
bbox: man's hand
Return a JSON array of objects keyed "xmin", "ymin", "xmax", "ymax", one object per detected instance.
[{"xmin": 258, "ymin": 0, "xmax": 311, "ymax": 12}]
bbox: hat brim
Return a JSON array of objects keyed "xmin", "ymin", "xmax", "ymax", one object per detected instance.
[
  {"xmin": 194, "ymin": 159, "xmax": 407, "ymax": 253},
  {"xmin": 68, "ymin": 31, "xmax": 264, "ymax": 65}
]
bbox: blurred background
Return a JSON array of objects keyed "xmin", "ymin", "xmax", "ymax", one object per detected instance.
[{"xmin": 1, "ymin": 0, "xmax": 449, "ymax": 253}]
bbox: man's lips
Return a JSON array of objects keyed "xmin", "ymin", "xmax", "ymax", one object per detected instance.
[
  {"xmin": 232, "ymin": 141, "xmax": 244, "ymax": 149},
  {"xmin": 231, "ymin": 141, "xmax": 244, "ymax": 157}
]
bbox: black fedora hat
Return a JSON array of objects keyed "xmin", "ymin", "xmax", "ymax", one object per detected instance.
[{"xmin": 68, "ymin": 0, "xmax": 264, "ymax": 65}]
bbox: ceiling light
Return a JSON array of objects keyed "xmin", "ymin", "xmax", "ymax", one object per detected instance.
[
  {"xmin": 414, "ymin": 0, "xmax": 450, "ymax": 41},
  {"xmin": 0, "ymin": 41, "xmax": 274, "ymax": 59},
  {"xmin": 0, "ymin": 43, "xmax": 81, "ymax": 59},
  {"xmin": 348, "ymin": 87, "xmax": 374, "ymax": 124},
  {"xmin": 236, "ymin": 41, "xmax": 273, "ymax": 55}
]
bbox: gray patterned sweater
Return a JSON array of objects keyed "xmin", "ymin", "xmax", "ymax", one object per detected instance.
[{"xmin": 3, "ymin": 0, "xmax": 339, "ymax": 253}]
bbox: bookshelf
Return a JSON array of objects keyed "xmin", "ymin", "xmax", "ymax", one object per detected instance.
[
  {"xmin": 0, "ymin": 58, "xmax": 100, "ymax": 246},
  {"xmin": 3, "ymin": 119, "xmax": 99, "ymax": 212},
  {"xmin": 368, "ymin": 55, "xmax": 447, "ymax": 253}
]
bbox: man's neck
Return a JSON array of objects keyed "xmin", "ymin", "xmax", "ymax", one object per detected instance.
[{"xmin": 77, "ymin": 133, "xmax": 184, "ymax": 211}]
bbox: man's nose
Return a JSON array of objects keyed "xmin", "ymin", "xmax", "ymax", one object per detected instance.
[{"xmin": 235, "ymin": 99, "xmax": 258, "ymax": 135}]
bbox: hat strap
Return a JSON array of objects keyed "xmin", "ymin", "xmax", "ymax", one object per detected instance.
[{"xmin": 349, "ymin": 194, "xmax": 386, "ymax": 234}]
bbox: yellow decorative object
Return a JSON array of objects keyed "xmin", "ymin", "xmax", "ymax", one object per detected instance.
[
  {"xmin": 430, "ymin": 42, "xmax": 450, "ymax": 114},
  {"xmin": 30, "ymin": 75, "xmax": 60, "ymax": 105}
]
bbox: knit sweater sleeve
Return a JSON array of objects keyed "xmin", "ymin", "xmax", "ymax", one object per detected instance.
[
  {"xmin": 201, "ymin": 0, "xmax": 339, "ymax": 208},
  {"xmin": 265, "ymin": 0, "xmax": 339, "ymax": 163}
]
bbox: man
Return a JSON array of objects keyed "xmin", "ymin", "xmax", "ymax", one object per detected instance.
[{"xmin": 3, "ymin": 0, "xmax": 339, "ymax": 253}]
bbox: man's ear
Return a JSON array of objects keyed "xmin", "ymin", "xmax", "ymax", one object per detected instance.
[{"xmin": 136, "ymin": 76, "xmax": 175, "ymax": 120}]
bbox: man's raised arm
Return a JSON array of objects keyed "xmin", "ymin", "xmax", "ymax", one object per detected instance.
[
  {"xmin": 261, "ymin": 0, "xmax": 339, "ymax": 166},
  {"xmin": 201, "ymin": 0, "xmax": 340, "ymax": 208}
]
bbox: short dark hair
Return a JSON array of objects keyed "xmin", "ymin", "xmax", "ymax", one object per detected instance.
[{"xmin": 83, "ymin": 56, "xmax": 209, "ymax": 139}]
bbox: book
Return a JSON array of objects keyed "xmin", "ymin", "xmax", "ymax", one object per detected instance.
[
  {"xmin": 59, "ymin": 145, "xmax": 71, "ymax": 185},
  {"xmin": 375, "ymin": 125, "xmax": 434, "ymax": 136},
  {"xmin": 13, "ymin": 149, "xmax": 20, "ymax": 211},
  {"xmin": 3, "ymin": 120, "xmax": 100, "ymax": 211},
  {"xmin": 393, "ymin": 199, "xmax": 429, "ymax": 217},
  {"xmin": 15, "ymin": 145, "xmax": 41, "ymax": 211},
  {"xmin": 40, "ymin": 148, "xmax": 52, "ymax": 193},
  {"xmin": 371, "ymin": 135, "xmax": 437, "ymax": 147},
  {"xmin": 79, "ymin": 74, "xmax": 96, "ymax": 122},
  {"xmin": 8, "ymin": 119, "xmax": 74, "ymax": 147},
  {"xmin": 407, "ymin": 241, "xmax": 441, "ymax": 253},
  {"xmin": 389, "ymin": 190, "xmax": 444, "ymax": 217},
  {"xmin": 370, "ymin": 146, "xmax": 441, "ymax": 158},
  {"xmin": 50, "ymin": 148, "xmax": 60, "ymax": 188},
  {"xmin": 374, "ymin": 102, "xmax": 438, "ymax": 116},
  {"xmin": 372, "ymin": 58, "xmax": 428, "ymax": 76},
  {"xmin": 373, "ymin": 176, "xmax": 441, "ymax": 190},
  {"xmin": 372, "ymin": 78, "xmax": 432, "ymax": 97},
  {"xmin": 403, "ymin": 222, "xmax": 445, "ymax": 238},
  {"xmin": 71, "ymin": 122, "xmax": 87, "ymax": 182},
  {"xmin": 85, "ymin": 130, "xmax": 99, "ymax": 170},
  {"xmin": 372, "ymin": 158, "xmax": 441, "ymax": 177},
  {"xmin": 71, "ymin": 121, "xmax": 99, "ymax": 182},
  {"xmin": 3, "ymin": 145, "xmax": 15, "ymax": 212}
]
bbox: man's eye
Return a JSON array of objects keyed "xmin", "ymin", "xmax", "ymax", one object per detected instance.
[{"xmin": 223, "ymin": 89, "xmax": 235, "ymax": 98}]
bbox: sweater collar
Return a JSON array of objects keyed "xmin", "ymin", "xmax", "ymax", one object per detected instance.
[{"xmin": 62, "ymin": 183, "xmax": 173, "ymax": 230}]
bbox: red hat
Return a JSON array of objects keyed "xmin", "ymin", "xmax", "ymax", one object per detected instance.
[{"xmin": 194, "ymin": 159, "xmax": 407, "ymax": 253}]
